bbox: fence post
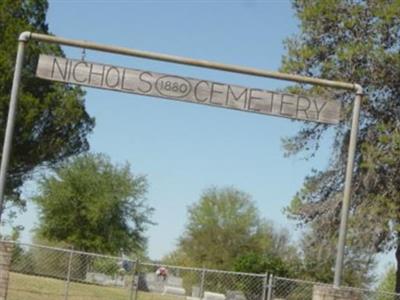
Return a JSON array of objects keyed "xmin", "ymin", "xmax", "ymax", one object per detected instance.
[
  {"xmin": 64, "ymin": 250, "xmax": 73, "ymax": 300},
  {"xmin": 266, "ymin": 274, "xmax": 273, "ymax": 300},
  {"xmin": 199, "ymin": 268, "xmax": 206, "ymax": 298},
  {"xmin": 133, "ymin": 260, "xmax": 140, "ymax": 300},
  {"xmin": 129, "ymin": 260, "xmax": 138, "ymax": 300},
  {"xmin": 0, "ymin": 241, "xmax": 13, "ymax": 300},
  {"xmin": 261, "ymin": 273, "xmax": 268, "ymax": 300}
]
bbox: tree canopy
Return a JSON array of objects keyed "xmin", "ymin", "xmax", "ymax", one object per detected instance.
[
  {"xmin": 165, "ymin": 187, "xmax": 299, "ymax": 275},
  {"xmin": 281, "ymin": 0, "xmax": 400, "ymax": 291},
  {"xmin": 0, "ymin": 0, "xmax": 94, "ymax": 220},
  {"xmin": 295, "ymin": 222, "xmax": 375, "ymax": 286},
  {"xmin": 33, "ymin": 153, "xmax": 154, "ymax": 255}
]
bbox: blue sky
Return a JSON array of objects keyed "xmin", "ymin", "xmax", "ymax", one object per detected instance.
[{"xmin": 10, "ymin": 0, "xmax": 392, "ymax": 272}]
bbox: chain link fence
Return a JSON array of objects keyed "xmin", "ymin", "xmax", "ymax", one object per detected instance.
[
  {"xmin": 2, "ymin": 240, "xmax": 400, "ymax": 300},
  {"xmin": 270, "ymin": 276, "xmax": 400, "ymax": 300}
]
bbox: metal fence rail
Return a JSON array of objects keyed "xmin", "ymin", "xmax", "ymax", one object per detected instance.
[{"xmin": 2, "ymin": 240, "xmax": 399, "ymax": 300}]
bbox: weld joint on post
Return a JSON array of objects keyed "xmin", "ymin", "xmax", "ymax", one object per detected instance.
[
  {"xmin": 18, "ymin": 31, "xmax": 32, "ymax": 42},
  {"xmin": 353, "ymin": 83, "xmax": 363, "ymax": 95}
]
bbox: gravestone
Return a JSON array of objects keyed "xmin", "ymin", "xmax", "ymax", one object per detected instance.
[
  {"xmin": 163, "ymin": 285, "xmax": 186, "ymax": 296},
  {"xmin": 203, "ymin": 291, "xmax": 226, "ymax": 300},
  {"xmin": 141, "ymin": 272, "xmax": 184, "ymax": 293},
  {"xmin": 85, "ymin": 272, "xmax": 124, "ymax": 286},
  {"xmin": 138, "ymin": 273, "xmax": 150, "ymax": 291},
  {"xmin": 167, "ymin": 275, "xmax": 183, "ymax": 287},
  {"xmin": 226, "ymin": 290, "xmax": 246, "ymax": 300},
  {"xmin": 313, "ymin": 285, "xmax": 361, "ymax": 300},
  {"xmin": 192, "ymin": 286, "xmax": 201, "ymax": 297}
]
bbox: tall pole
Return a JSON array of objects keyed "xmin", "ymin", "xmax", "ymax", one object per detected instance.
[
  {"xmin": 333, "ymin": 89, "xmax": 363, "ymax": 287},
  {"xmin": 0, "ymin": 33, "xmax": 29, "ymax": 224}
]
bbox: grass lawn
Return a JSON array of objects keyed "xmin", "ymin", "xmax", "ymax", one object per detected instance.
[{"xmin": 7, "ymin": 272, "xmax": 183, "ymax": 300}]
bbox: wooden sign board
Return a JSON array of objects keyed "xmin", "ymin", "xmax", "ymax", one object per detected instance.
[{"xmin": 36, "ymin": 55, "xmax": 342, "ymax": 124}]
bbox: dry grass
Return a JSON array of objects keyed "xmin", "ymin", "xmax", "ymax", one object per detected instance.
[{"xmin": 7, "ymin": 272, "xmax": 183, "ymax": 300}]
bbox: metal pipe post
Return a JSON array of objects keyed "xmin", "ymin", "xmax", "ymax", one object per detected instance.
[
  {"xmin": 0, "ymin": 37, "xmax": 28, "ymax": 225},
  {"xmin": 133, "ymin": 260, "xmax": 140, "ymax": 300},
  {"xmin": 199, "ymin": 268, "xmax": 206, "ymax": 298},
  {"xmin": 129, "ymin": 260, "xmax": 138, "ymax": 300},
  {"xmin": 64, "ymin": 250, "xmax": 74, "ymax": 300},
  {"xmin": 261, "ymin": 273, "xmax": 268, "ymax": 300},
  {"xmin": 266, "ymin": 275, "xmax": 273, "ymax": 300},
  {"xmin": 333, "ymin": 90, "xmax": 363, "ymax": 287}
]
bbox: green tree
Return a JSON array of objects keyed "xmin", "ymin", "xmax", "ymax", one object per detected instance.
[
  {"xmin": 377, "ymin": 266, "xmax": 396, "ymax": 299},
  {"xmin": 33, "ymin": 153, "xmax": 154, "ymax": 255},
  {"xmin": 0, "ymin": 0, "xmax": 94, "ymax": 221},
  {"xmin": 295, "ymin": 224, "xmax": 375, "ymax": 287},
  {"xmin": 173, "ymin": 187, "xmax": 298, "ymax": 271},
  {"xmin": 234, "ymin": 252, "xmax": 291, "ymax": 277},
  {"xmin": 281, "ymin": 0, "xmax": 400, "ymax": 291},
  {"xmin": 178, "ymin": 187, "xmax": 266, "ymax": 270}
]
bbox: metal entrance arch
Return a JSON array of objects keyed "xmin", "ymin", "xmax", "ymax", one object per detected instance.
[{"xmin": 0, "ymin": 31, "xmax": 363, "ymax": 287}]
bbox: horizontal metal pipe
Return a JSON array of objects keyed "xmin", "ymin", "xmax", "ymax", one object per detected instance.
[
  {"xmin": 27, "ymin": 32, "xmax": 356, "ymax": 91},
  {"xmin": 2, "ymin": 240, "xmax": 135, "ymax": 261},
  {"xmin": 142, "ymin": 260, "xmax": 266, "ymax": 277}
]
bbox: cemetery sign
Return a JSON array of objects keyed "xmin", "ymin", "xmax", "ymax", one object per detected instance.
[{"xmin": 36, "ymin": 55, "xmax": 341, "ymax": 124}]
